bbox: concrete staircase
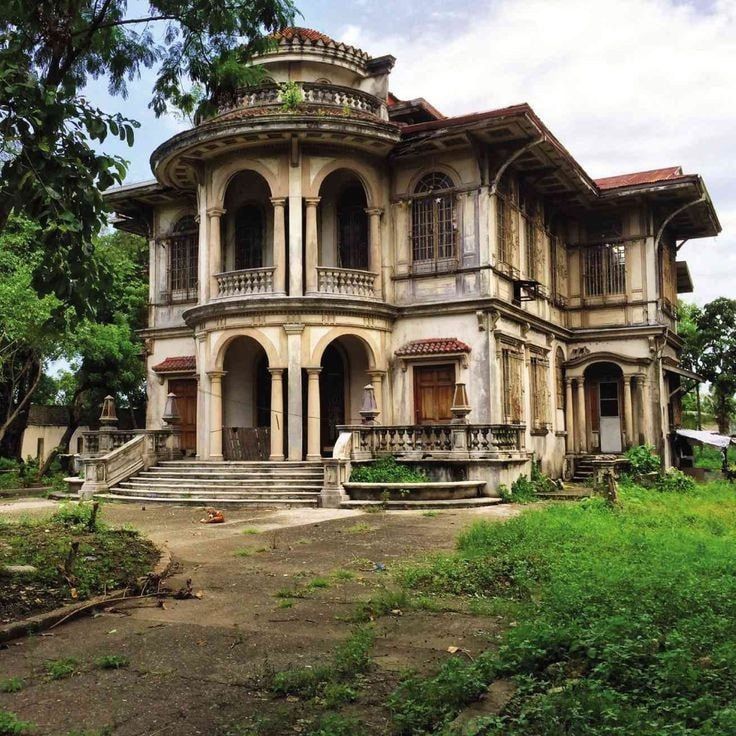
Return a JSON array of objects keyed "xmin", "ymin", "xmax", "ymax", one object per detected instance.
[
  {"xmin": 97, "ymin": 460, "xmax": 324, "ymax": 507},
  {"xmin": 572, "ymin": 455, "xmax": 597, "ymax": 483}
]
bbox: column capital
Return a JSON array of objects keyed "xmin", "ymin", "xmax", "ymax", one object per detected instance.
[
  {"xmin": 207, "ymin": 370, "xmax": 226, "ymax": 380},
  {"xmin": 623, "ymin": 375, "xmax": 633, "ymax": 384},
  {"xmin": 367, "ymin": 369, "xmax": 386, "ymax": 379},
  {"xmin": 564, "ymin": 376, "xmax": 574, "ymax": 386},
  {"xmin": 283, "ymin": 322, "xmax": 305, "ymax": 335},
  {"xmin": 365, "ymin": 207, "xmax": 384, "ymax": 217},
  {"xmin": 306, "ymin": 367, "xmax": 322, "ymax": 377},
  {"xmin": 270, "ymin": 196, "xmax": 286, "ymax": 207},
  {"xmin": 268, "ymin": 367, "xmax": 286, "ymax": 378},
  {"xmin": 206, "ymin": 207, "xmax": 226, "ymax": 219},
  {"xmin": 305, "ymin": 196, "xmax": 321, "ymax": 207}
]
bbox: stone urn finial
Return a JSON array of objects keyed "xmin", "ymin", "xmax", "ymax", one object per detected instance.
[
  {"xmin": 162, "ymin": 392, "xmax": 181, "ymax": 426},
  {"xmin": 359, "ymin": 383, "xmax": 380, "ymax": 425},
  {"xmin": 450, "ymin": 382, "xmax": 471, "ymax": 424},
  {"xmin": 99, "ymin": 395, "xmax": 118, "ymax": 427}
]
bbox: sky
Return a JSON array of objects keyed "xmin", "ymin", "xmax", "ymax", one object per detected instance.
[{"xmin": 87, "ymin": 0, "xmax": 736, "ymax": 306}]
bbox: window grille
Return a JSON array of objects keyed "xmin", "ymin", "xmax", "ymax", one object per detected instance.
[
  {"xmin": 555, "ymin": 348, "xmax": 566, "ymax": 411},
  {"xmin": 525, "ymin": 216, "xmax": 538, "ymax": 281},
  {"xmin": 501, "ymin": 347, "xmax": 524, "ymax": 424},
  {"xmin": 529, "ymin": 354, "xmax": 550, "ymax": 430},
  {"xmin": 496, "ymin": 178, "xmax": 519, "ymax": 271},
  {"xmin": 337, "ymin": 186, "xmax": 369, "ymax": 270},
  {"xmin": 584, "ymin": 243, "xmax": 626, "ymax": 297},
  {"xmin": 168, "ymin": 216, "xmax": 198, "ymax": 300},
  {"xmin": 234, "ymin": 205, "xmax": 264, "ymax": 270},
  {"xmin": 411, "ymin": 172, "xmax": 457, "ymax": 266}
]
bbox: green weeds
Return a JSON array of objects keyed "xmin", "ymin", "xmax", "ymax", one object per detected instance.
[
  {"xmin": 0, "ymin": 710, "xmax": 33, "ymax": 735},
  {"xmin": 44, "ymin": 657, "xmax": 78, "ymax": 680},
  {"xmin": 0, "ymin": 678, "xmax": 23, "ymax": 694},
  {"xmin": 95, "ymin": 654, "xmax": 129, "ymax": 670}
]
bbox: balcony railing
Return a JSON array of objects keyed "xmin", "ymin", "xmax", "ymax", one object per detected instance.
[
  {"xmin": 336, "ymin": 423, "xmax": 526, "ymax": 461},
  {"xmin": 217, "ymin": 82, "xmax": 383, "ymax": 119},
  {"xmin": 215, "ymin": 267, "xmax": 275, "ymax": 297},
  {"xmin": 317, "ymin": 266, "xmax": 377, "ymax": 298}
]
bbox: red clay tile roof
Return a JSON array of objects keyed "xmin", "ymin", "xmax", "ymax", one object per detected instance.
[
  {"xmin": 152, "ymin": 356, "xmax": 196, "ymax": 374},
  {"xmin": 271, "ymin": 27, "xmax": 335, "ymax": 44},
  {"xmin": 395, "ymin": 338, "xmax": 471, "ymax": 357},
  {"xmin": 594, "ymin": 166, "xmax": 684, "ymax": 190}
]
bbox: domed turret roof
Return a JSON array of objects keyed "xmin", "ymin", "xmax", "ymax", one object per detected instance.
[
  {"xmin": 271, "ymin": 27, "xmax": 335, "ymax": 44},
  {"xmin": 264, "ymin": 26, "xmax": 369, "ymax": 60}
]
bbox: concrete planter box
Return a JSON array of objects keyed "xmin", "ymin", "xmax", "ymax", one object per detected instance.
[{"xmin": 343, "ymin": 480, "xmax": 485, "ymax": 501}]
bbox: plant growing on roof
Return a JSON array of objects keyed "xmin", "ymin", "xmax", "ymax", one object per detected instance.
[{"xmin": 279, "ymin": 81, "xmax": 303, "ymax": 111}]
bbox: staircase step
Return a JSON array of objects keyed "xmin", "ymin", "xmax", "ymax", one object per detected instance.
[
  {"xmin": 127, "ymin": 478, "xmax": 322, "ymax": 488},
  {"xmin": 117, "ymin": 486, "xmax": 321, "ymax": 497},
  {"xmin": 97, "ymin": 493, "xmax": 319, "ymax": 507},
  {"xmin": 340, "ymin": 498, "xmax": 502, "ymax": 510}
]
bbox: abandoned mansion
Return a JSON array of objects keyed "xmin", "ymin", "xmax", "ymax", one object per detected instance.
[{"xmin": 97, "ymin": 27, "xmax": 720, "ymax": 505}]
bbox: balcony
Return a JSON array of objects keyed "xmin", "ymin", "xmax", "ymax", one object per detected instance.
[
  {"xmin": 316, "ymin": 266, "xmax": 377, "ymax": 299},
  {"xmin": 215, "ymin": 267, "xmax": 276, "ymax": 298}
]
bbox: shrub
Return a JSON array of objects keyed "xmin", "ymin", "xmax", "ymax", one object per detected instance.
[
  {"xmin": 625, "ymin": 444, "xmax": 661, "ymax": 475},
  {"xmin": 279, "ymin": 81, "xmax": 303, "ymax": 111},
  {"xmin": 349, "ymin": 456, "xmax": 428, "ymax": 483},
  {"xmin": 306, "ymin": 714, "xmax": 366, "ymax": 736},
  {"xmin": 51, "ymin": 501, "xmax": 102, "ymax": 530},
  {"xmin": 507, "ymin": 474, "xmax": 537, "ymax": 503},
  {"xmin": 654, "ymin": 468, "xmax": 696, "ymax": 493}
]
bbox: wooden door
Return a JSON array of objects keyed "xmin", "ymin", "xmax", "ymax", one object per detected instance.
[
  {"xmin": 169, "ymin": 378, "xmax": 197, "ymax": 455},
  {"xmin": 414, "ymin": 364, "xmax": 455, "ymax": 424},
  {"xmin": 599, "ymin": 380, "xmax": 622, "ymax": 453}
]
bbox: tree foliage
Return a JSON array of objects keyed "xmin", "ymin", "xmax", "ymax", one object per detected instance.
[{"xmin": 0, "ymin": 0, "xmax": 295, "ymax": 310}]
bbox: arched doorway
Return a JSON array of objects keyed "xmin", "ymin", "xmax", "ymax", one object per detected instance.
[
  {"xmin": 584, "ymin": 362, "xmax": 624, "ymax": 453},
  {"xmin": 222, "ymin": 336, "xmax": 272, "ymax": 460},
  {"xmin": 223, "ymin": 171, "xmax": 273, "ymax": 273},
  {"xmin": 317, "ymin": 170, "xmax": 370, "ymax": 271}
]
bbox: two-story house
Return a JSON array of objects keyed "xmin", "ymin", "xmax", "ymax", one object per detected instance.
[{"xmin": 103, "ymin": 27, "xmax": 720, "ymax": 505}]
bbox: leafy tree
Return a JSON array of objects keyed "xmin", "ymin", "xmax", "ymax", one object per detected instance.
[
  {"xmin": 677, "ymin": 300, "xmax": 706, "ymax": 429},
  {"xmin": 0, "ymin": 217, "xmax": 65, "ymax": 453},
  {"xmin": 0, "ymin": 0, "xmax": 295, "ymax": 311},
  {"xmin": 694, "ymin": 297, "xmax": 736, "ymax": 434}
]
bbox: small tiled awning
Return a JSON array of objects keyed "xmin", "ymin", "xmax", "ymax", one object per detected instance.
[
  {"xmin": 395, "ymin": 338, "xmax": 471, "ymax": 357},
  {"xmin": 152, "ymin": 355, "xmax": 196, "ymax": 374}
]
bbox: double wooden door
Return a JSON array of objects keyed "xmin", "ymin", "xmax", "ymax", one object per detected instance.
[
  {"xmin": 169, "ymin": 378, "xmax": 197, "ymax": 455},
  {"xmin": 414, "ymin": 364, "xmax": 455, "ymax": 424}
]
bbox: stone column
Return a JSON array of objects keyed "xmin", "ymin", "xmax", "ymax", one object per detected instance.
[
  {"xmin": 640, "ymin": 376, "xmax": 653, "ymax": 445},
  {"xmin": 366, "ymin": 207, "xmax": 384, "ymax": 298},
  {"xmin": 306, "ymin": 367, "xmax": 322, "ymax": 461},
  {"xmin": 284, "ymin": 323, "xmax": 305, "ymax": 460},
  {"xmin": 367, "ymin": 370, "xmax": 384, "ymax": 418},
  {"xmin": 575, "ymin": 377, "xmax": 587, "ymax": 454},
  {"xmin": 271, "ymin": 198, "xmax": 287, "ymax": 295},
  {"xmin": 269, "ymin": 368, "xmax": 285, "ymax": 461},
  {"xmin": 207, "ymin": 370, "xmax": 226, "ymax": 460},
  {"xmin": 288, "ymin": 158, "xmax": 303, "ymax": 296},
  {"xmin": 623, "ymin": 376, "xmax": 634, "ymax": 448},
  {"xmin": 632, "ymin": 378, "xmax": 640, "ymax": 445},
  {"xmin": 206, "ymin": 208, "xmax": 225, "ymax": 302},
  {"xmin": 305, "ymin": 197, "xmax": 321, "ymax": 295},
  {"xmin": 564, "ymin": 378, "xmax": 574, "ymax": 453}
]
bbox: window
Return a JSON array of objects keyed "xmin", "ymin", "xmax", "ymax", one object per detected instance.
[
  {"xmin": 555, "ymin": 347, "xmax": 566, "ymax": 411},
  {"xmin": 234, "ymin": 205, "xmax": 264, "ymax": 270},
  {"xmin": 501, "ymin": 346, "xmax": 524, "ymax": 423},
  {"xmin": 551, "ymin": 235, "xmax": 568, "ymax": 305},
  {"xmin": 337, "ymin": 186, "xmax": 369, "ymax": 270},
  {"xmin": 584, "ymin": 243, "xmax": 626, "ymax": 296},
  {"xmin": 530, "ymin": 354, "xmax": 550, "ymax": 430},
  {"xmin": 496, "ymin": 177, "xmax": 519, "ymax": 271},
  {"xmin": 411, "ymin": 172, "xmax": 457, "ymax": 266},
  {"xmin": 168, "ymin": 215, "xmax": 198, "ymax": 298}
]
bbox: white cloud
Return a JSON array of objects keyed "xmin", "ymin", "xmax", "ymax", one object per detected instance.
[{"xmin": 349, "ymin": 0, "xmax": 736, "ymax": 304}]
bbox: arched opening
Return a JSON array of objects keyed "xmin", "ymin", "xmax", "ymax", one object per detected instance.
[
  {"xmin": 317, "ymin": 170, "xmax": 370, "ymax": 271},
  {"xmin": 223, "ymin": 171, "xmax": 272, "ymax": 272},
  {"xmin": 411, "ymin": 171, "xmax": 457, "ymax": 268},
  {"xmin": 222, "ymin": 336, "xmax": 272, "ymax": 459},
  {"xmin": 584, "ymin": 361, "xmax": 624, "ymax": 453},
  {"xmin": 313, "ymin": 335, "xmax": 372, "ymax": 456}
]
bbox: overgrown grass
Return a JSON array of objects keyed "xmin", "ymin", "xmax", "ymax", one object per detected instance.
[
  {"xmin": 0, "ymin": 710, "xmax": 33, "ymax": 735},
  {"xmin": 388, "ymin": 481, "xmax": 736, "ymax": 734},
  {"xmin": 270, "ymin": 626, "xmax": 374, "ymax": 700},
  {"xmin": 693, "ymin": 443, "xmax": 736, "ymax": 471}
]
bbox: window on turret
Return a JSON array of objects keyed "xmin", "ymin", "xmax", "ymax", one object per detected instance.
[
  {"xmin": 168, "ymin": 215, "xmax": 198, "ymax": 299},
  {"xmin": 411, "ymin": 172, "xmax": 457, "ymax": 268},
  {"xmin": 584, "ymin": 243, "xmax": 626, "ymax": 296},
  {"xmin": 337, "ymin": 186, "xmax": 369, "ymax": 270},
  {"xmin": 234, "ymin": 204, "xmax": 264, "ymax": 270}
]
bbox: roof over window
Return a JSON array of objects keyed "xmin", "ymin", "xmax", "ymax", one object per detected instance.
[
  {"xmin": 152, "ymin": 355, "xmax": 196, "ymax": 374},
  {"xmin": 395, "ymin": 338, "xmax": 471, "ymax": 357}
]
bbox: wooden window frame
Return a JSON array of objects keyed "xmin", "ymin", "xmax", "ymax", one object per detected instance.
[
  {"xmin": 500, "ymin": 344, "xmax": 524, "ymax": 424},
  {"xmin": 529, "ymin": 352, "xmax": 551, "ymax": 433},
  {"xmin": 583, "ymin": 243, "xmax": 626, "ymax": 297},
  {"xmin": 411, "ymin": 172, "xmax": 457, "ymax": 271},
  {"xmin": 166, "ymin": 215, "xmax": 198, "ymax": 303}
]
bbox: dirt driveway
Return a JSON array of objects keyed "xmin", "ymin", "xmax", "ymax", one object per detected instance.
[{"xmin": 0, "ymin": 500, "xmax": 517, "ymax": 735}]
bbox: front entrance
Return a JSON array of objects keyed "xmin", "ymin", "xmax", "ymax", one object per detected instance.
[
  {"xmin": 169, "ymin": 378, "xmax": 197, "ymax": 455},
  {"xmin": 414, "ymin": 364, "xmax": 455, "ymax": 424},
  {"xmin": 320, "ymin": 345, "xmax": 346, "ymax": 456},
  {"xmin": 599, "ymin": 380, "xmax": 623, "ymax": 453}
]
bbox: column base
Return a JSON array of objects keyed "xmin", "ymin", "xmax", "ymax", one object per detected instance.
[
  {"xmin": 269, "ymin": 453, "xmax": 285, "ymax": 462},
  {"xmin": 319, "ymin": 487, "xmax": 348, "ymax": 508},
  {"xmin": 209, "ymin": 454, "xmax": 224, "ymax": 461},
  {"xmin": 306, "ymin": 453, "xmax": 322, "ymax": 462}
]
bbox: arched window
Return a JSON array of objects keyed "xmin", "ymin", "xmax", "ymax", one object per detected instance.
[
  {"xmin": 411, "ymin": 172, "xmax": 456, "ymax": 266},
  {"xmin": 234, "ymin": 205, "xmax": 264, "ymax": 270},
  {"xmin": 169, "ymin": 215, "xmax": 198, "ymax": 298},
  {"xmin": 337, "ymin": 185, "xmax": 368, "ymax": 270}
]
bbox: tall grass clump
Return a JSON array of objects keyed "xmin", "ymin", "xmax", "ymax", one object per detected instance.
[{"xmin": 390, "ymin": 482, "xmax": 736, "ymax": 734}]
